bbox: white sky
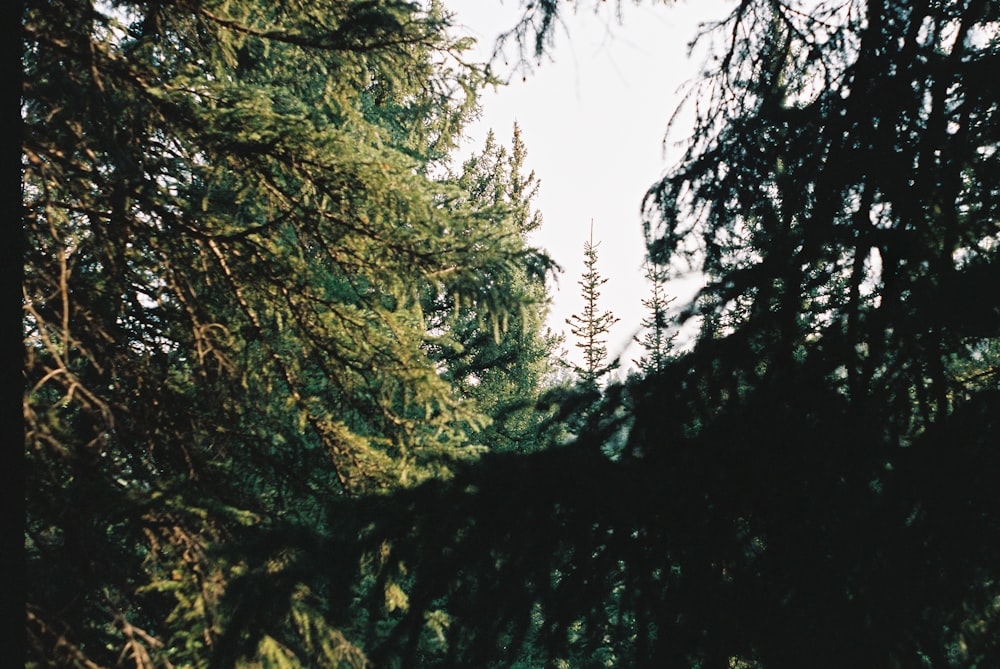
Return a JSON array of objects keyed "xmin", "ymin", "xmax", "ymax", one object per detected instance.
[{"xmin": 450, "ymin": 0, "xmax": 732, "ymax": 374}]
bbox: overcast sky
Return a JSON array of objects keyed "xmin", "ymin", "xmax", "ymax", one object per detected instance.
[{"xmin": 450, "ymin": 0, "xmax": 733, "ymax": 374}]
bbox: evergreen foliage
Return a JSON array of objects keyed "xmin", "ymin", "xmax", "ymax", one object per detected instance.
[
  {"xmin": 23, "ymin": 0, "xmax": 551, "ymax": 665},
  {"xmin": 426, "ymin": 124, "xmax": 562, "ymax": 453},
  {"xmin": 634, "ymin": 260, "xmax": 676, "ymax": 375},
  {"xmin": 305, "ymin": 1, "xmax": 999, "ymax": 666},
  {"xmin": 642, "ymin": 0, "xmax": 1000, "ymax": 440},
  {"xmin": 22, "ymin": 0, "xmax": 1000, "ymax": 667},
  {"xmin": 566, "ymin": 222, "xmax": 620, "ymax": 387}
]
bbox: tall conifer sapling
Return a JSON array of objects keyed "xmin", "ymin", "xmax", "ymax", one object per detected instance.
[
  {"xmin": 566, "ymin": 221, "xmax": 619, "ymax": 388},
  {"xmin": 634, "ymin": 260, "xmax": 676, "ymax": 375}
]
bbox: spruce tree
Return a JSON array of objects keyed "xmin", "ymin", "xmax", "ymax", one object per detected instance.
[
  {"xmin": 425, "ymin": 124, "xmax": 560, "ymax": 452},
  {"xmin": 566, "ymin": 222, "xmax": 619, "ymax": 387},
  {"xmin": 634, "ymin": 260, "xmax": 676, "ymax": 375},
  {"xmin": 22, "ymin": 1, "xmax": 549, "ymax": 665}
]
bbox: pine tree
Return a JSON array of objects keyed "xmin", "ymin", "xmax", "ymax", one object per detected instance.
[
  {"xmin": 566, "ymin": 221, "xmax": 619, "ymax": 387},
  {"xmin": 634, "ymin": 260, "xmax": 676, "ymax": 375}
]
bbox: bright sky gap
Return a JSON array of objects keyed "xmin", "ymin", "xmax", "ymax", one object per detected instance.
[{"xmin": 452, "ymin": 0, "xmax": 733, "ymax": 372}]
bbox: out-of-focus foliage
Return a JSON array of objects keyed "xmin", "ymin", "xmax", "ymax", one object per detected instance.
[
  {"xmin": 643, "ymin": 0, "xmax": 1000, "ymax": 442},
  {"xmin": 302, "ymin": 1, "xmax": 998, "ymax": 666},
  {"xmin": 23, "ymin": 0, "xmax": 552, "ymax": 665}
]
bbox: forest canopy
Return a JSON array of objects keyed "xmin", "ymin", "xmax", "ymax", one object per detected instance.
[{"xmin": 22, "ymin": 0, "xmax": 999, "ymax": 668}]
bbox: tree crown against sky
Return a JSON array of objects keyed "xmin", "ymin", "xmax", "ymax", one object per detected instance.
[
  {"xmin": 427, "ymin": 123, "xmax": 563, "ymax": 453},
  {"xmin": 634, "ymin": 259, "xmax": 676, "ymax": 375},
  {"xmin": 565, "ymin": 222, "xmax": 620, "ymax": 387}
]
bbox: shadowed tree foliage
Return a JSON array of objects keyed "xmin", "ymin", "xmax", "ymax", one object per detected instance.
[
  {"xmin": 23, "ymin": 0, "xmax": 1000, "ymax": 667},
  {"xmin": 644, "ymin": 0, "xmax": 1000, "ymax": 439},
  {"xmin": 23, "ymin": 0, "xmax": 552, "ymax": 665},
  {"xmin": 241, "ymin": 388, "xmax": 999, "ymax": 667},
  {"xmin": 243, "ymin": 1, "xmax": 998, "ymax": 667}
]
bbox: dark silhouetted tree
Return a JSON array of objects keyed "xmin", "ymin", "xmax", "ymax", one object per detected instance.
[
  {"xmin": 634, "ymin": 260, "xmax": 676, "ymax": 375},
  {"xmin": 293, "ymin": 2, "xmax": 1000, "ymax": 667}
]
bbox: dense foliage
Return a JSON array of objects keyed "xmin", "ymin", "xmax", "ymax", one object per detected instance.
[
  {"xmin": 426, "ymin": 125, "xmax": 563, "ymax": 454},
  {"xmin": 23, "ymin": 0, "xmax": 1000, "ymax": 667},
  {"xmin": 23, "ymin": 0, "xmax": 552, "ymax": 665},
  {"xmin": 343, "ymin": 0, "xmax": 999, "ymax": 666}
]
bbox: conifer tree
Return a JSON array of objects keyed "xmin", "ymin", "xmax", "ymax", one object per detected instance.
[
  {"xmin": 22, "ymin": 1, "xmax": 550, "ymax": 665},
  {"xmin": 634, "ymin": 260, "xmax": 676, "ymax": 375},
  {"xmin": 425, "ymin": 124, "xmax": 560, "ymax": 452},
  {"xmin": 307, "ymin": 3, "xmax": 1000, "ymax": 667},
  {"xmin": 566, "ymin": 222, "xmax": 619, "ymax": 387}
]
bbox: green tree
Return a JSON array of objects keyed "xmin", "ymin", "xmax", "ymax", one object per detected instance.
[
  {"xmin": 22, "ymin": 0, "xmax": 549, "ymax": 666},
  {"xmin": 23, "ymin": 0, "xmax": 1000, "ymax": 667},
  {"xmin": 566, "ymin": 221, "xmax": 619, "ymax": 388},
  {"xmin": 425, "ymin": 124, "xmax": 561, "ymax": 453}
]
